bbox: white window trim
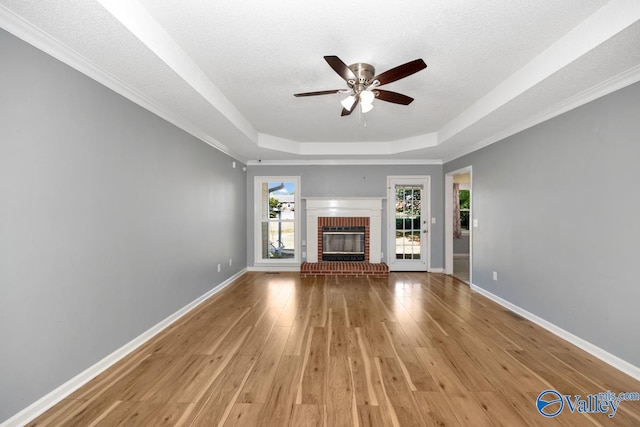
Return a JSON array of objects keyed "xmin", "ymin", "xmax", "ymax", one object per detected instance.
[{"xmin": 253, "ymin": 176, "xmax": 301, "ymax": 267}]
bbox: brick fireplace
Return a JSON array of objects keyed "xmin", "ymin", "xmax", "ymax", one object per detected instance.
[{"xmin": 301, "ymin": 198, "xmax": 388, "ymax": 277}]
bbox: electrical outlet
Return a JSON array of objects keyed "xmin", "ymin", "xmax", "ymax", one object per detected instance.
[
  {"xmin": 493, "ymin": 271, "xmax": 498, "ymax": 281},
  {"xmin": 217, "ymin": 264, "xmax": 221, "ymax": 272}
]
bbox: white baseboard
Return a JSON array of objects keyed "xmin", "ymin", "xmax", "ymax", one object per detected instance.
[
  {"xmin": 247, "ymin": 265, "xmax": 300, "ymax": 272},
  {"xmin": 429, "ymin": 268, "xmax": 445, "ymax": 273},
  {"xmin": 470, "ymin": 283, "xmax": 640, "ymax": 382},
  {"xmin": 1, "ymin": 269, "xmax": 247, "ymax": 427}
]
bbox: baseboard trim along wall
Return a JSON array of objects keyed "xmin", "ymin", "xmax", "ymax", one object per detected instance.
[
  {"xmin": 470, "ymin": 283, "xmax": 640, "ymax": 382},
  {"xmin": 247, "ymin": 265, "xmax": 301, "ymax": 272},
  {"xmin": 1, "ymin": 269, "xmax": 247, "ymax": 427}
]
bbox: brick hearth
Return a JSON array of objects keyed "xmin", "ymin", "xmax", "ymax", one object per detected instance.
[{"xmin": 300, "ymin": 261, "xmax": 389, "ymax": 277}]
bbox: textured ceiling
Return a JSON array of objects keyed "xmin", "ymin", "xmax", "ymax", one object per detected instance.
[{"xmin": 1, "ymin": 0, "xmax": 639, "ymax": 164}]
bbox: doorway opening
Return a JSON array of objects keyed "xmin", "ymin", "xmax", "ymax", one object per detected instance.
[{"xmin": 445, "ymin": 167, "xmax": 472, "ymax": 284}]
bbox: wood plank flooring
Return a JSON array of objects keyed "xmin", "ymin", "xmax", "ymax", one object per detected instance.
[{"xmin": 29, "ymin": 272, "xmax": 640, "ymax": 426}]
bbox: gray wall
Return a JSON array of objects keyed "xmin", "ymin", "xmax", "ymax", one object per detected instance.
[
  {"xmin": 247, "ymin": 164, "xmax": 444, "ymax": 269},
  {"xmin": 0, "ymin": 29, "xmax": 247, "ymax": 422},
  {"xmin": 445, "ymin": 81, "xmax": 640, "ymax": 367}
]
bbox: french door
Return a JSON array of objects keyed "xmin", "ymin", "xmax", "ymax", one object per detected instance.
[{"xmin": 387, "ymin": 176, "xmax": 430, "ymax": 271}]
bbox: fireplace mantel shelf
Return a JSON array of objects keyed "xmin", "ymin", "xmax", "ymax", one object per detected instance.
[
  {"xmin": 303, "ymin": 197, "xmax": 386, "ymax": 206},
  {"xmin": 304, "ymin": 197, "xmax": 385, "ymax": 214}
]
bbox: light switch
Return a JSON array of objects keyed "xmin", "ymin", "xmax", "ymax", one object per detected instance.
[
  {"xmin": 431, "ymin": 217, "xmax": 436, "ymax": 224},
  {"xmin": 473, "ymin": 219, "xmax": 479, "ymax": 227}
]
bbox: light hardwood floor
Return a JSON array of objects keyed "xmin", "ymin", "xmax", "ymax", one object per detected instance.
[{"xmin": 30, "ymin": 272, "xmax": 640, "ymax": 426}]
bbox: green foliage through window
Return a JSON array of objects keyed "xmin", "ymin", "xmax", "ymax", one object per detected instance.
[
  {"xmin": 269, "ymin": 197, "xmax": 281, "ymax": 218},
  {"xmin": 459, "ymin": 189, "xmax": 470, "ymax": 230},
  {"xmin": 459, "ymin": 190, "xmax": 470, "ymax": 209}
]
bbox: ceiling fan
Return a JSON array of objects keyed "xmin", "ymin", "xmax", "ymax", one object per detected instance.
[{"xmin": 294, "ymin": 56, "xmax": 427, "ymax": 116}]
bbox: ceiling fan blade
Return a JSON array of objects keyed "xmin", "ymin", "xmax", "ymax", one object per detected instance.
[
  {"xmin": 294, "ymin": 90, "xmax": 342, "ymax": 97},
  {"xmin": 341, "ymin": 96, "xmax": 360, "ymax": 116},
  {"xmin": 324, "ymin": 55, "xmax": 357, "ymax": 81},
  {"xmin": 375, "ymin": 89, "xmax": 414, "ymax": 105},
  {"xmin": 373, "ymin": 59, "xmax": 427, "ymax": 86}
]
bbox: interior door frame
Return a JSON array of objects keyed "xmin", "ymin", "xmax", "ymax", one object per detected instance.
[
  {"xmin": 445, "ymin": 166, "xmax": 472, "ymax": 283},
  {"xmin": 386, "ymin": 175, "xmax": 431, "ymax": 272}
]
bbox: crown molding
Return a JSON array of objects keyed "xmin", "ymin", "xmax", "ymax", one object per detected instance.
[
  {"xmin": 438, "ymin": 0, "xmax": 640, "ymax": 148},
  {"xmin": 246, "ymin": 158, "xmax": 443, "ymax": 166},
  {"xmin": 0, "ymin": 4, "xmax": 247, "ymax": 163},
  {"xmin": 442, "ymin": 64, "xmax": 640, "ymax": 164},
  {"xmin": 95, "ymin": 0, "xmax": 258, "ymax": 145}
]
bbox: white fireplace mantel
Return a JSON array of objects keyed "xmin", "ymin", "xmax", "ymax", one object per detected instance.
[{"xmin": 304, "ymin": 197, "xmax": 384, "ymax": 263}]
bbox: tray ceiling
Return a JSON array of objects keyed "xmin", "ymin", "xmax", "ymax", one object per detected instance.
[{"xmin": 1, "ymin": 0, "xmax": 639, "ymax": 163}]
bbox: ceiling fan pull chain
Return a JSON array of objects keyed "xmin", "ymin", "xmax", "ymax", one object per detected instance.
[{"xmin": 359, "ymin": 107, "xmax": 367, "ymax": 127}]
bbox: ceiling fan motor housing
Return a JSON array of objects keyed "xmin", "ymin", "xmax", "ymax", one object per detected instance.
[{"xmin": 347, "ymin": 63, "xmax": 375, "ymax": 89}]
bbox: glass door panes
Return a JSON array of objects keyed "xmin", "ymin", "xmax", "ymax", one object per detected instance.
[
  {"xmin": 395, "ymin": 185, "xmax": 422, "ymax": 260},
  {"xmin": 259, "ymin": 181, "xmax": 296, "ymax": 259}
]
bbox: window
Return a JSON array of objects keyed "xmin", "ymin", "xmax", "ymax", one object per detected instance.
[
  {"xmin": 254, "ymin": 176, "xmax": 300, "ymax": 264},
  {"xmin": 459, "ymin": 189, "xmax": 470, "ymax": 231}
]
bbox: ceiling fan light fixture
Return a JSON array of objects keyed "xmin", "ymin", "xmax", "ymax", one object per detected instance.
[
  {"xmin": 360, "ymin": 102, "xmax": 373, "ymax": 113},
  {"xmin": 341, "ymin": 95, "xmax": 356, "ymax": 111},
  {"xmin": 360, "ymin": 90, "xmax": 374, "ymax": 105}
]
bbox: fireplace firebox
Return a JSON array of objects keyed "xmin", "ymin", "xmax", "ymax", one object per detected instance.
[{"xmin": 322, "ymin": 226, "xmax": 365, "ymax": 261}]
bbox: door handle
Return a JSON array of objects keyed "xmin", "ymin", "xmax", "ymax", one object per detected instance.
[{"xmin": 423, "ymin": 229, "xmax": 428, "ymax": 234}]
